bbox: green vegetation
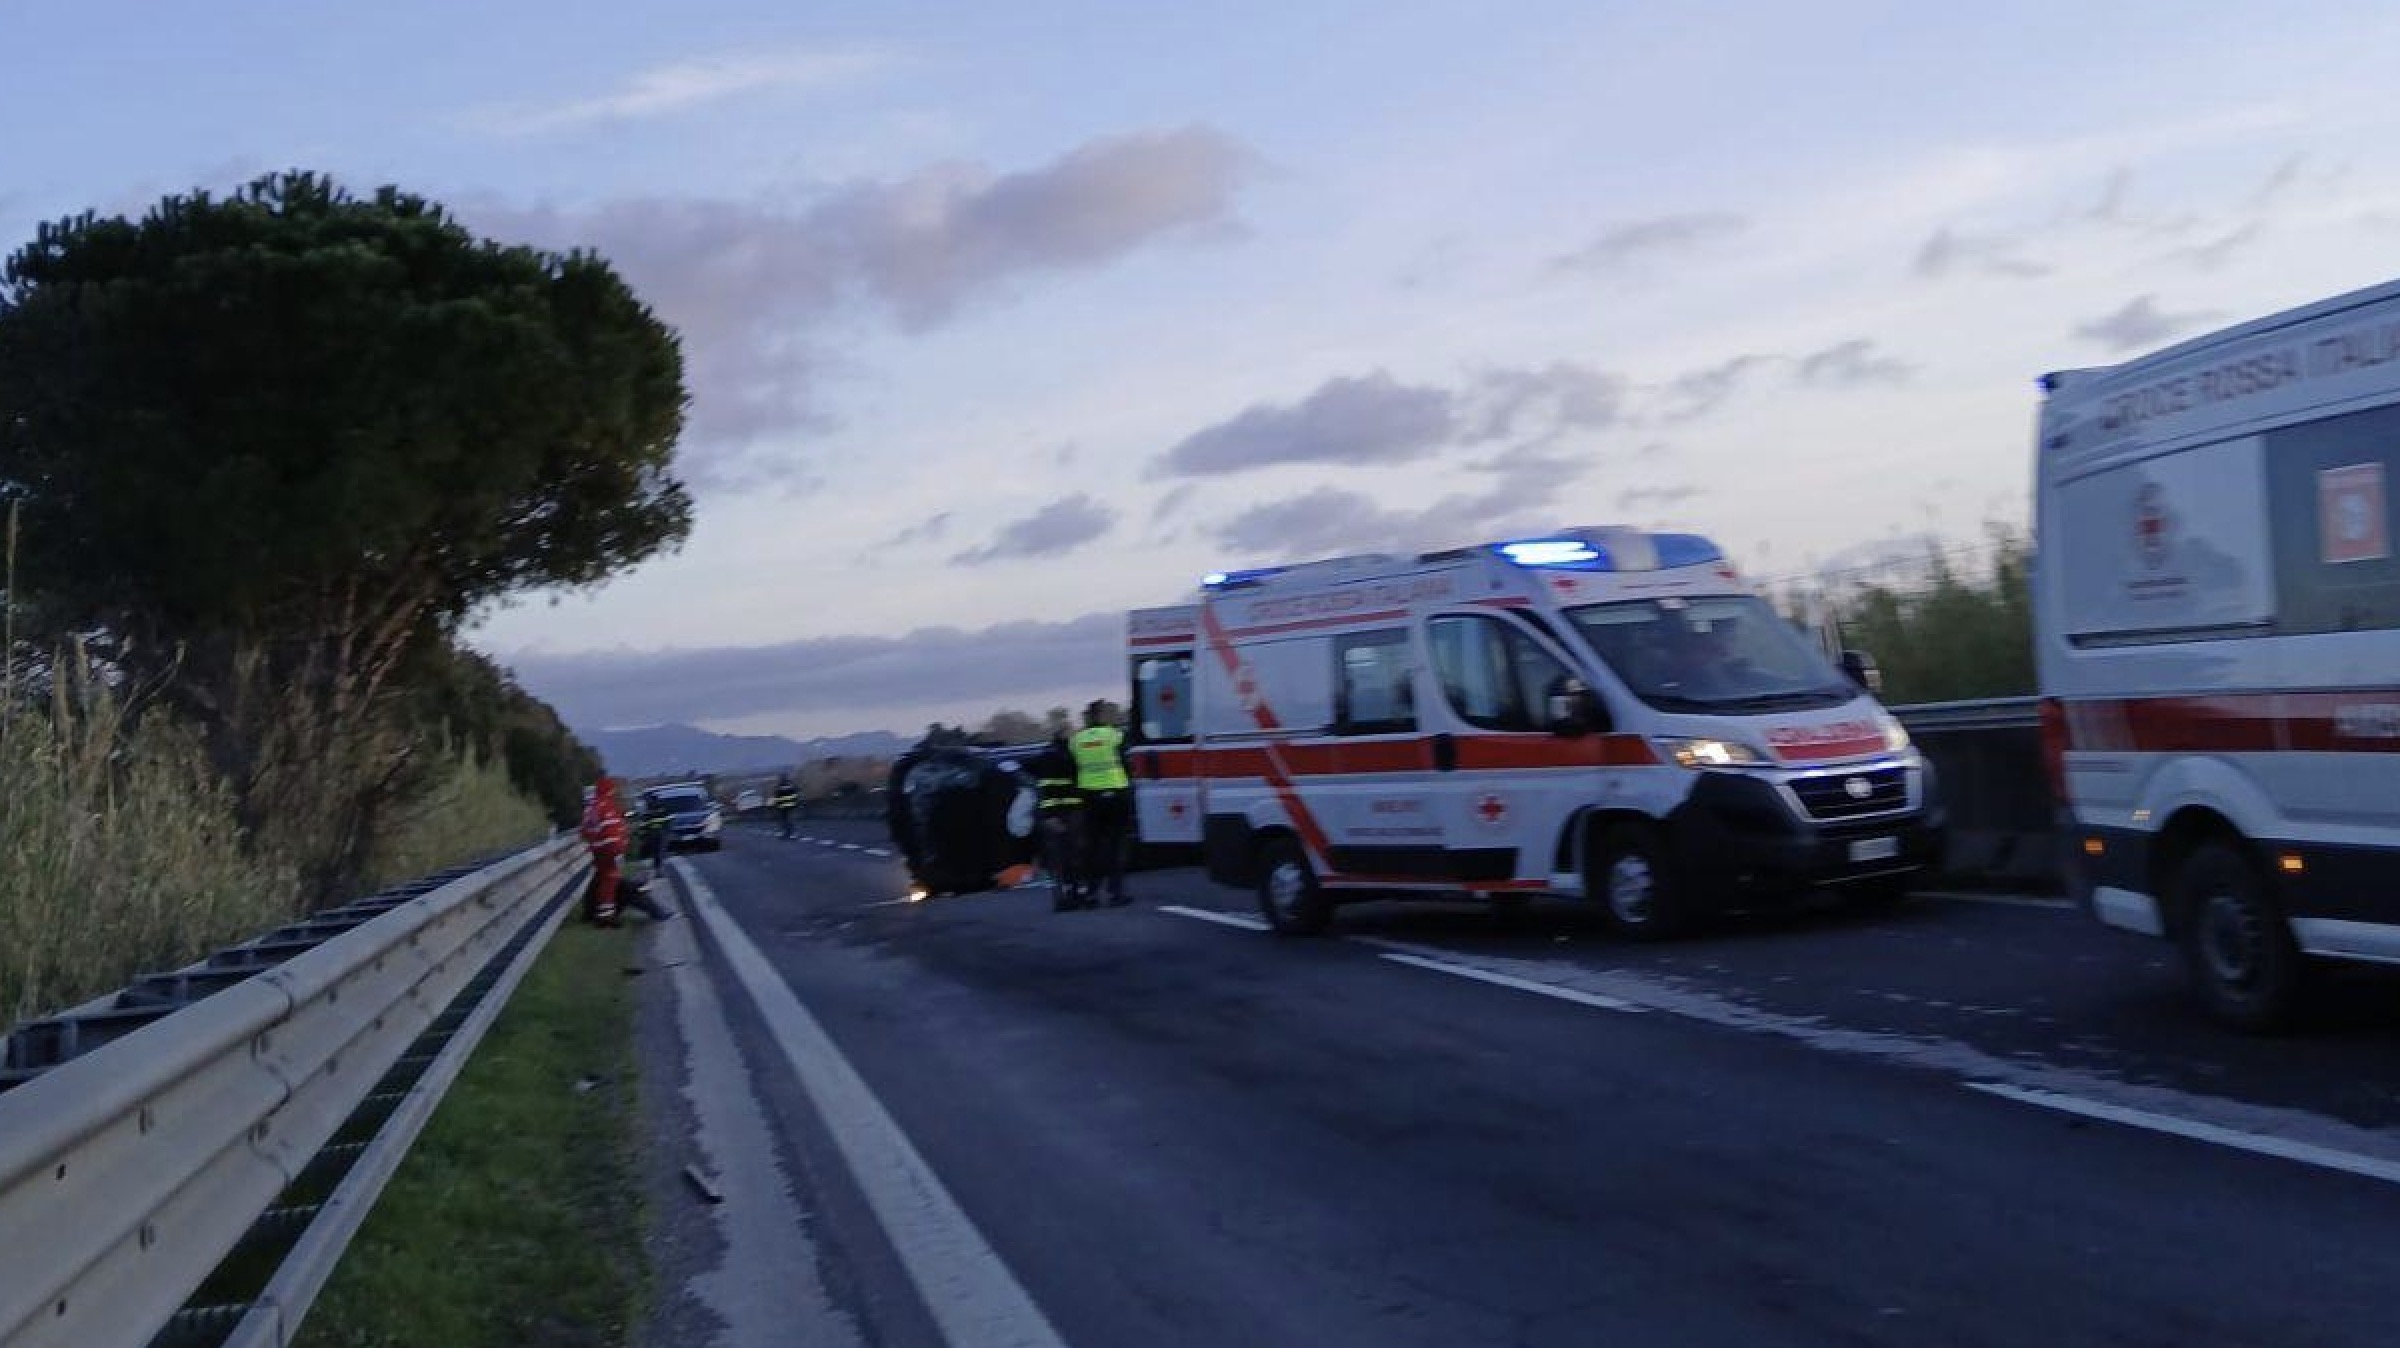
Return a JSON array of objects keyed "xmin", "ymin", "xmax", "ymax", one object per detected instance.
[
  {"xmin": 0, "ymin": 170, "xmax": 689, "ymax": 900},
  {"xmin": 292, "ymin": 923, "xmax": 645, "ymax": 1348},
  {"xmin": 1816, "ymin": 529, "xmax": 2036, "ymax": 705},
  {"xmin": 0, "ymin": 664, "xmax": 299, "ymax": 1022},
  {"xmin": 366, "ymin": 740, "xmax": 555, "ymax": 891},
  {"xmin": 0, "ymin": 170, "xmax": 684, "ymax": 1022}
]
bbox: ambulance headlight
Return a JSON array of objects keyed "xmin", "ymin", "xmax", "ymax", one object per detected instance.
[
  {"xmin": 1653, "ymin": 736, "xmax": 1771, "ymax": 769},
  {"xmin": 1879, "ymin": 714, "xmax": 1912, "ymax": 753}
]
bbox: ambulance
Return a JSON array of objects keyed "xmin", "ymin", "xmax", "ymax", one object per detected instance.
[
  {"xmin": 1123, "ymin": 527, "xmax": 1945, "ymax": 936},
  {"xmin": 2036, "ymin": 277, "xmax": 2400, "ymax": 1030}
]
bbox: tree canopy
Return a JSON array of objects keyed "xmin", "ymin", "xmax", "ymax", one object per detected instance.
[{"xmin": 0, "ymin": 171, "xmax": 692, "ymax": 893}]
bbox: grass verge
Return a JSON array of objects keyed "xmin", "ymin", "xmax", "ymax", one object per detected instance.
[{"xmin": 293, "ymin": 921, "xmax": 646, "ymax": 1348}]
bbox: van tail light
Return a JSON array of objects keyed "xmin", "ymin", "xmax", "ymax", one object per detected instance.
[{"xmin": 2038, "ymin": 697, "xmax": 2072, "ymax": 803}]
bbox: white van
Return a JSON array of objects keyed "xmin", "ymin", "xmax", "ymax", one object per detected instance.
[
  {"xmin": 1122, "ymin": 527, "xmax": 1943, "ymax": 935},
  {"xmin": 2036, "ymin": 278, "xmax": 2400, "ymax": 1030}
]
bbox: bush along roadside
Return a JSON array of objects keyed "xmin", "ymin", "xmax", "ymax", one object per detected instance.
[{"xmin": 292, "ymin": 922, "xmax": 646, "ymax": 1348}]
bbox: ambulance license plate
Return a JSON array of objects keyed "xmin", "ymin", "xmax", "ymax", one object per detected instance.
[{"xmin": 1848, "ymin": 836, "xmax": 1900, "ymax": 864}]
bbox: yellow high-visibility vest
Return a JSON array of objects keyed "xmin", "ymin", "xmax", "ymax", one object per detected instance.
[{"xmin": 1070, "ymin": 726, "xmax": 1130, "ymax": 791}]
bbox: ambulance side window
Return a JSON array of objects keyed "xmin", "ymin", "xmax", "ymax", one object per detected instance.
[
  {"xmin": 1429, "ymin": 616, "xmax": 1570, "ymax": 732},
  {"xmin": 1334, "ymin": 630, "xmax": 1415, "ymax": 735},
  {"xmin": 1132, "ymin": 655, "xmax": 1194, "ymax": 743}
]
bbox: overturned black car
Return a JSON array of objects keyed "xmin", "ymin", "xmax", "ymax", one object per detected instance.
[{"xmin": 884, "ymin": 742, "xmax": 1045, "ymax": 895}]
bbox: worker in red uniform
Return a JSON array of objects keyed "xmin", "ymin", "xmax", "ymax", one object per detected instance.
[{"xmin": 581, "ymin": 774, "xmax": 631, "ymax": 927}]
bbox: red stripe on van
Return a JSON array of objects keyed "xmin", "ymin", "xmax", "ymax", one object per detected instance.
[{"xmin": 2055, "ymin": 691, "xmax": 2400, "ymax": 754}]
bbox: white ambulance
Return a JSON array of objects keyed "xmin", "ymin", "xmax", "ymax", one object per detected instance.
[
  {"xmin": 1123, "ymin": 527, "xmax": 1944, "ymax": 936},
  {"xmin": 2036, "ymin": 277, "xmax": 2400, "ymax": 1030}
]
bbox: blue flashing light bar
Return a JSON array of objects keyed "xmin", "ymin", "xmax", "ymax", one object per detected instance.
[
  {"xmin": 1498, "ymin": 539, "xmax": 1600, "ymax": 566},
  {"xmin": 1650, "ymin": 533, "xmax": 1725, "ymax": 569},
  {"xmin": 1495, "ymin": 538, "xmax": 1610, "ymax": 569},
  {"xmin": 1201, "ymin": 565, "xmax": 1290, "ymax": 590}
]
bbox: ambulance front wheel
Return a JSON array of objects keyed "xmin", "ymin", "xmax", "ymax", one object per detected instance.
[
  {"xmin": 1257, "ymin": 836, "xmax": 1332, "ymax": 937},
  {"xmin": 1594, "ymin": 824, "xmax": 1689, "ymax": 941}
]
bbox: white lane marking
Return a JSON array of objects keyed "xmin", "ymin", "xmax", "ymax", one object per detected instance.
[
  {"xmin": 653, "ymin": 902, "xmax": 863, "ymax": 1345},
  {"xmin": 678, "ymin": 864, "xmax": 1068, "ymax": 1348},
  {"xmin": 1377, "ymin": 952, "xmax": 1647, "ymax": 1013},
  {"xmin": 838, "ymin": 843, "xmax": 863, "ymax": 851},
  {"xmin": 1966, "ymin": 1082, "xmax": 2400, "ymax": 1188},
  {"xmin": 1159, "ymin": 904, "xmax": 1269, "ymax": 933},
  {"xmin": 1920, "ymin": 890, "xmax": 2072, "ymax": 911},
  {"xmin": 866, "ymin": 848, "xmax": 894, "ymax": 858}
]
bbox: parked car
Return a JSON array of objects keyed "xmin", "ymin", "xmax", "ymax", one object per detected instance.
[{"xmin": 639, "ymin": 782, "xmax": 724, "ymax": 852}]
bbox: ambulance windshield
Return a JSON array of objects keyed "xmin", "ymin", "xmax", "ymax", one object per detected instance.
[{"xmin": 1564, "ymin": 595, "xmax": 1855, "ymax": 714}]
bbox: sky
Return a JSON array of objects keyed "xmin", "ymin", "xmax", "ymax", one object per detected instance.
[{"xmin": 10, "ymin": 2, "xmax": 2400, "ymax": 740}]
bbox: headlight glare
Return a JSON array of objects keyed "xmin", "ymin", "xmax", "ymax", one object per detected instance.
[{"xmin": 1653, "ymin": 736, "xmax": 1771, "ymax": 769}]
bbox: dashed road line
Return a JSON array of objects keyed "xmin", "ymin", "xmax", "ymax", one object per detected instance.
[
  {"xmin": 1965, "ymin": 1082, "xmax": 2400, "ymax": 1188},
  {"xmin": 1376, "ymin": 951, "xmax": 1648, "ymax": 1013},
  {"xmin": 1158, "ymin": 905, "xmax": 1269, "ymax": 933}
]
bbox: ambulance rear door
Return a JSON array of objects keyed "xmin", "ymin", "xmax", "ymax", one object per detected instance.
[{"xmin": 1128, "ymin": 607, "xmax": 1201, "ymax": 846}]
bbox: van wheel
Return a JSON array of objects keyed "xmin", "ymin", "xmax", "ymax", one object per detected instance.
[
  {"xmin": 1593, "ymin": 825, "xmax": 1687, "ymax": 941},
  {"xmin": 1256, "ymin": 836, "xmax": 1332, "ymax": 937},
  {"xmin": 2173, "ymin": 840, "xmax": 2306, "ymax": 1034}
]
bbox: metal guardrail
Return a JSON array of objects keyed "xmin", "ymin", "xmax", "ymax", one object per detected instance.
[
  {"xmin": 0, "ymin": 835, "xmax": 584, "ymax": 1348},
  {"xmin": 1890, "ymin": 695, "xmax": 2042, "ymax": 732}
]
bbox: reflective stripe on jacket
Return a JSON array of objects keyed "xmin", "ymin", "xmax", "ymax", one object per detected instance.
[{"xmin": 1070, "ymin": 726, "xmax": 1130, "ymax": 791}]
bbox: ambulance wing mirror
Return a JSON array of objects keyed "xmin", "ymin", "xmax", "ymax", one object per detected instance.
[
  {"xmin": 1838, "ymin": 649, "xmax": 1883, "ymax": 696},
  {"xmin": 1546, "ymin": 679, "xmax": 1604, "ymax": 737}
]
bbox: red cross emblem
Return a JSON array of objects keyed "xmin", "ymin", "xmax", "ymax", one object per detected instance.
[
  {"xmin": 1167, "ymin": 797, "xmax": 1189, "ymax": 819},
  {"xmin": 1474, "ymin": 794, "xmax": 1508, "ymax": 826},
  {"xmin": 1159, "ymin": 686, "xmax": 1179, "ymax": 708}
]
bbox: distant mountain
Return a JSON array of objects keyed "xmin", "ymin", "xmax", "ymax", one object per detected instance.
[{"xmin": 583, "ymin": 723, "xmax": 909, "ymax": 778}]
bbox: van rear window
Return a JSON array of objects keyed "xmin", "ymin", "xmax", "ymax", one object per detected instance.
[{"xmin": 2266, "ymin": 401, "xmax": 2400, "ymax": 635}]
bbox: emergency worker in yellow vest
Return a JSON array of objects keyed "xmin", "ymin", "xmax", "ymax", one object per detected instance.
[
  {"xmin": 1071, "ymin": 700, "xmax": 1134, "ymax": 906},
  {"xmin": 1029, "ymin": 733, "xmax": 1088, "ymax": 911}
]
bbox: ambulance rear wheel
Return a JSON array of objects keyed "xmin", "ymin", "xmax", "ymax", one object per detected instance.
[
  {"xmin": 1594, "ymin": 825, "xmax": 1688, "ymax": 941},
  {"xmin": 1257, "ymin": 836, "xmax": 1331, "ymax": 937},
  {"xmin": 2173, "ymin": 840, "xmax": 2306, "ymax": 1034}
]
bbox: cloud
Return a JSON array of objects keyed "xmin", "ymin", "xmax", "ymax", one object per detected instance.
[
  {"xmin": 1552, "ymin": 213, "xmax": 1747, "ymax": 272},
  {"xmin": 1463, "ymin": 362, "xmax": 1626, "ymax": 441},
  {"xmin": 1155, "ymin": 372, "xmax": 1456, "ymax": 477},
  {"xmin": 885, "ymin": 512, "xmax": 953, "ymax": 546},
  {"xmin": 1155, "ymin": 360, "xmax": 1625, "ymax": 480},
  {"xmin": 467, "ymin": 126, "xmax": 1252, "ymax": 482},
  {"xmin": 1659, "ymin": 354, "xmax": 1769, "ymax": 422},
  {"xmin": 953, "ymin": 493, "xmax": 1115, "ymax": 564},
  {"xmin": 506, "ymin": 612, "xmax": 1124, "ymax": 728},
  {"xmin": 1618, "ymin": 484, "xmax": 1703, "ymax": 510},
  {"xmin": 2074, "ymin": 295, "xmax": 2221, "ymax": 353},
  {"xmin": 470, "ymin": 48, "xmax": 892, "ymax": 134},
  {"xmin": 1796, "ymin": 339, "xmax": 1913, "ymax": 388},
  {"xmin": 1150, "ymin": 483, "xmax": 1201, "ymax": 523},
  {"xmin": 1913, "ymin": 225, "xmax": 2049, "ymax": 280},
  {"xmin": 2164, "ymin": 220, "xmax": 2264, "ymax": 271},
  {"xmin": 1210, "ymin": 437, "xmax": 1595, "ymax": 559}
]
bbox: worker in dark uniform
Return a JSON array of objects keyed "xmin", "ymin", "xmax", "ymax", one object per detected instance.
[
  {"xmin": 1029, "ymin": 732, "xmax": 1088, "ymax": 911},
  {"xmin": 772, "ymin": 773, "xmax": 801, "ymax": 839},
  {"xmin": 1071, "ymin": 700, "xmax": 1134, "ymax": 906}
]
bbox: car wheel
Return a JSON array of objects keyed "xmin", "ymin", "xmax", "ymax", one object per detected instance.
[
  {"xmin": 1592, "ymin": 824, "xmax": 1689, "ymax": 941},
  {"xmin": 1256, "ymin": 835, "xmax": 1332, "ymax": 937},
  {"xmin": 2174, "ymin": 840, "xmax": 2307, "ymax": 1034}
]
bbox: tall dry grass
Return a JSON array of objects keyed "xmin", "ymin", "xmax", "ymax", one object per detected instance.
[
  {"xmin": 364, "ymin": 740, "xmax": 552, "ymax": 893},
  {"xmin": 0, "ymin": 670, "xmax": 301, "ymax": 1024}
]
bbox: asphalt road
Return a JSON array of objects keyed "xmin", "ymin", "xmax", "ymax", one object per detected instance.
[{"xmin": 676, "ymin": 820, "xmax": 2400, "ymax": 1348}]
